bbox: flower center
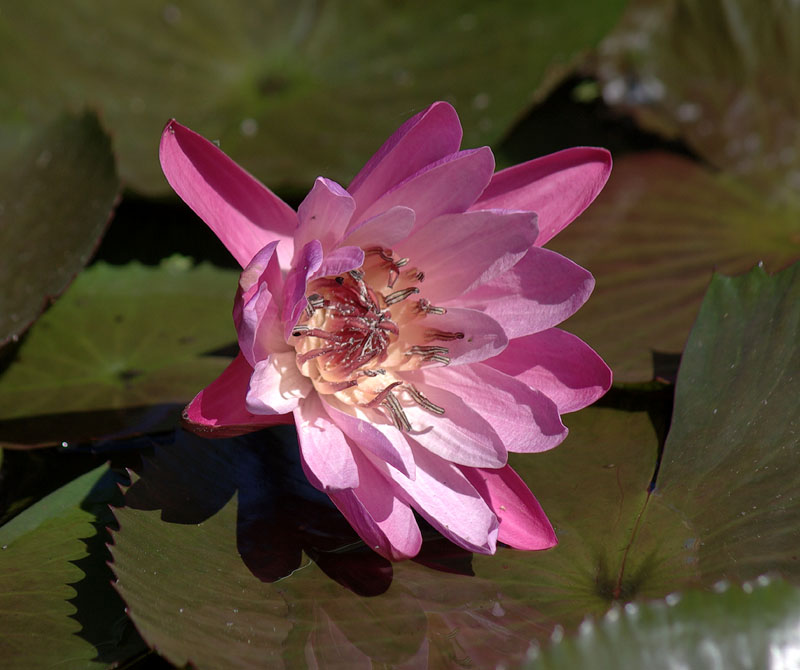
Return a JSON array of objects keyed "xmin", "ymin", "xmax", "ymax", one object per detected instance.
[{"xmin": 290, "ymin": 247, "xmax": 460, "ymax": 429}]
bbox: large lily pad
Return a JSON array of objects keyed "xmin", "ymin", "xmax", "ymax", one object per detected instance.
[
  {"xmin": 109, "ymin": 263, "xmax": 800, "ymax": 667},
  {"xmin": 526, "ymin": 579, "xmax": 800, "ymax": 669},
  {"xmin": 0, "ymin": 257, "xmax": 238, "ymax": 448},
  {"xmin": 596, "ymin": 0, "xmax": 800, "ymax": 205},
  {"xmin": 0, "ymin": 113, "xmax": 119, "ymax": 349},
  {"xmin": 549, "ymin": 151, "xmax": 799, "ymax": 381},
  {"xmin": 0, "ymin": 465, "xmax": 145, "ymax": 669},
  {"xmin": 0, "ymin": 0, "xmax": 627, "ymax": 194}
]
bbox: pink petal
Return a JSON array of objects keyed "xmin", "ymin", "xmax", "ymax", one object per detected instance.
[
  {"xmin": 159, "ymin": 120, "xmax": 297, "ymax": 268},
  {"xmin": 182, "ymin": 353, "xmax": 294, "ymax": 437},
  {"xmin": 245, "ymin": 351, "xmax": 312, "ymax": 415},
  {"xmin": 341, "ymin": 206, "xmax": 415, "ymax": 249},
  {"xmin": 324, "ymin": 398, "xmax": 416, "ymax": 479},
  {"xmin": 408, "ymin": 364, "xmax": 567, "ymax": 454},
  {"xmin": 294, "ymin": 178, "xmax": 356, "ymax": 257},
  {"xmin": 400, "ymin": 307, "xmax": 508, "ymax": 367},
  {"xmin": 328, "ymin": 448, "xmax": 422, "ymax": 561},
  {"xmin": 456, "ymin": 246, "xmax": 594, "ymax": 339},
  {"xmin": 396, "ymin": 210, "xmax": 538, "ymax": 303},
  {"xmin": 353, "ymin": 148, "xmax": 495, "ymax": 231},
  {"xmin": 486, "ymin": 328, "xmax": 612, "ymax": 413},
  {"xmin": 312, "ymin": 246, "xmax": 365, "ymax": 280},
  {"xmin": 472, "ymin": 147, "xmax": 612, "ymax": 247},
  {"xmin": 364, "ymin": 442, "xmax": 499, "ymax": 554},
  {"xmin": 294, "ymin": 392, "xmax": 359, "ymax": 491},
  {"xmin": 349, "ymin": 102, "xmax": 463, "ymax": 219},
  {"xmin": 234, "ymin": 242, "xmax": 287, "ymax": 366},
  {"xmin": 460, "ymin": 465, "xmax": 557, "ymax": 550},
  {"xmin": 396, "ymin": 372, "xmax": 507, "ymax": 468},
  {"xmin": 282, "ymin": 240, "xmax": 324, "ymax": 340}
]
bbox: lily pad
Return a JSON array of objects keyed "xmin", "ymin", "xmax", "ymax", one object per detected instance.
[
  {"xmin": 0, "ymin": 112, "xmax": 119, "ymax": 349},
  {"xmin": 0, "ymin": 465, "xmax": 145, "ymax": 669},
  {"xmin": 109, "ymin": 263, "xmax": 800, "ymax": 667},
  {"xmin": 548, "ymin": 151, "xmax": 799, "ymax": 381},
  {"xmin": 0, "ymin": 257, "xmax": 238, "ymax": 448},
  {"xmin": 0, "ymin": 0, "xmax": 627, "ymax": 194},
  {"xmin": 596, "ymin": 0, "xmax": 800, "ymax": 205},
  {"xmin": 526, "ymin": 578, "xmax": 800, "ymax": 670}
]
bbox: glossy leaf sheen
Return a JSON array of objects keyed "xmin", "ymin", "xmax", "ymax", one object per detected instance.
[{"xmin": 526, "ymin": 580, "xmax": 800, "ymax": 670}]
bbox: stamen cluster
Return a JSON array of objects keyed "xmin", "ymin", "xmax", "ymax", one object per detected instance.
[{"xmin": 292, "ymin": 247, "xmax": 456, "ymax": 430}]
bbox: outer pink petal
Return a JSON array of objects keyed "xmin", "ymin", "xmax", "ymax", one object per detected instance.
[
  {"xmin": 245, "ymin": 352, "xmax": 312, "ymax": 415},
  {"xmin": 396, "ymin": 373, "xmax": 507, "ymax": 468},
  {"xmin": 294, "ymin": 177, "xmax": 356, "ymax": 257},
  {"xmin": 486, "ymin": 328, "xmax": 612, "ymax": 413},
  {"xmin": 455, "ymin": 246, "xmax": 594, "ymax": 339},
  {"xmin": 234, "ymin": 241, "xmax": 287, "ymax": 365},
  {"xmin": 294, "ymin": 393, "xmax": 359, "ymax": 491},
  {"xmin": 353, "ymin": 148, "xmax": 495, "ymax": 231},
  {"xmin": 460, "ymin": 465, "xmax": 557, "ymax": 550},
  {"xmin": 328, "ymin": 448, "xmax": 422, "ymax": 561},
  {"xmin": 364, "ymin": 442, "xmax": 499, "ymax": 554},
  {"xmin": 182, "ymin": 353, "xmax": 293, "ymax": 437},
  {"xmin": 395, "ymin": 210, "xmax": 538, "ymax": 303},
  {"xmin": 472, "ymin": 147, "xmax": 611, "ymax": 247},
  {"xmin": 323, "ymin": 398, "xmax": 416, "ymax": 479},
  {"xmin": 341, "ymin": 206, "xmax": 415, "ymax": 249},
  {"xmin": 407, "ymin": 365, "xmax": 567, "ymax": 454},
  {"xmin": 159, "ymin": 120, "xmax": 297, "ymax": 268},
  {"xmin": 282, "ymin": 240, "xmax": 324, "ymax": 340},
  {"xmin": 348, "ymin": 102, "xmax": 462, "ymax": 219},
  {"xmin": 400, "ymin": 307, "xmax": 508, "ymax": 367}
]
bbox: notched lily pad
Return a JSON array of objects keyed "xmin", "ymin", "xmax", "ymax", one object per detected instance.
[
  {"xmin": 0, "ymin": 257, "xmax": 239, "ymax": 447},
  {"xmin": 0, "ymin": 112, "xmax": 119, "ymax": 349}
]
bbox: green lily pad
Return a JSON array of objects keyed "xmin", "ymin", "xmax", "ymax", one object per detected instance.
[
  {"xmin": 109, "ymin": 263, "xmax": 800, "ymax": 667},
  {"xmin": 526, "ymin": 579, "xmax": 800, "ymax": 670},
  {"xmin": 0, "ymin": 465, "xmax": 145, "ymax": 669},
  {"xmin": 549, "ymin": 151, "xmax": 799, "ymax": 381},
  {"xmin": 644, "ymin": 262, "xmax": 800, "ymax": 584},
  {"xmin": 0, "ymin": 257, "xmax": 238, "ymax": 448},
  {"xmin": 0, "ymin": 0, "xmax": 627, "ymax": 195},
  {"xmin": 0, "ymin": 112, "xmax": 119, "ymax": 349},
  {"xmin": 596, "ymin": 0, "xmax": 800, "ymax": 206}
]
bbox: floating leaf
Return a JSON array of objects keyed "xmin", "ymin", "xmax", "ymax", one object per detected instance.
[
  {"xmin": 0, "ymin": 0, "xmax": 627, "ymax": 194},
  {"xmin": 526, "ymin": 579, "xmax": 800, "ymax": 670},
  {"xmin": 549, "ymin": 152, "xmax": 799, "ymax": 381},
  {"xmin": 644, "ymin": 262, "xmax": 800, "ymax": 583},
  {"xmin": 109, "ymin": 263, "xmax": 800, "ymax": 667},
  {"xmin": 0, "ymin": 257, "xmax": 238, "ymax": 447},
  {"xmin": 596, "ymin": 0, "xmax": 800, "ymax": 205},
  {"xmin": 0, "ymin": 113, "xmax": 119, "ymax": 348},
  {"xmin": 0, "ymin": 465, "xmax": 145, "ymax": 669}
]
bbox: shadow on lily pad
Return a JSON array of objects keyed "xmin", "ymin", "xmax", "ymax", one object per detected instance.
[{"xmin": 123, "ymin": 427, "xmax": 474, "ymax": 598}]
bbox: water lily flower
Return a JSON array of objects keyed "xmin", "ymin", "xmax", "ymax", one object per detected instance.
[{"xmin": 160, "ymin": 102, "xmax": 612, "ymax": 561}]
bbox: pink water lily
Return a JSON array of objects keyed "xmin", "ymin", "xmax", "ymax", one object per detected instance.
[{"xmin": 160, "ymin": 102, "xmax": 612, "ymax": 561}]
